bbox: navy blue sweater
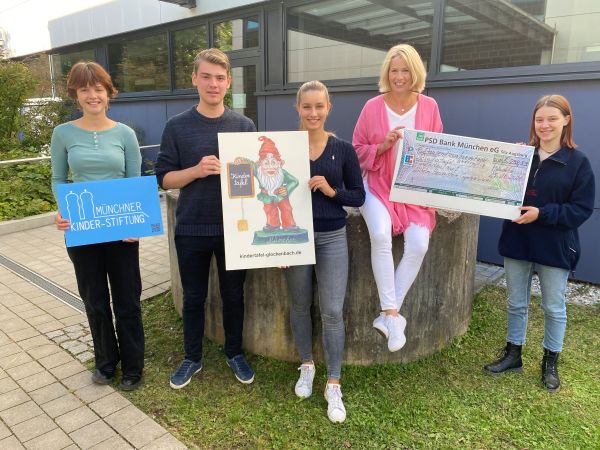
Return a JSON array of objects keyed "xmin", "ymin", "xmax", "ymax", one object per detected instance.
[
  {"xmin": 499, "ymin": 147, "xmax": 595, "ymax": 270},
  {"xmin": 155, "ymin": 106, "xmax": 256, "ymax": 236},
  {"xmin": 311, "ymin": 136, "xmax": 365, "ymax": 232}
]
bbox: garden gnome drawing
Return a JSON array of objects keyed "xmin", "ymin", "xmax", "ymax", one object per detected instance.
[{"xmin": 255, "ymin": 136, "xmax": 299, "ymax": 231}]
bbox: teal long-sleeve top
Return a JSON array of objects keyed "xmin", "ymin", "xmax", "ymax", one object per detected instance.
[{"xmin": 50, "ymin": 122, "xmax": 141, "ymax": 198}]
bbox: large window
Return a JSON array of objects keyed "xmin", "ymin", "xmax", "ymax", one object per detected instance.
[
  {"xmin": 172, "ymin": 25, "xmax": 208, "ymax": 90},
  {"xmin": 441, "ymin": 0, "xmax": 600, "ymax": 72},
  {"xmin": 108, "ymin": 33, "xmax": 169, "ymax": 93},
  {"xmin": 213, "ymin": 17, "xmax": 259, "ymax": 51},
  {"xmin": 51, "ymin": 49, "xmax": 95, "ymax": 96},
  {"xmin": 286, "ymin": 0, "xmax": 434, "ymax": 83}
]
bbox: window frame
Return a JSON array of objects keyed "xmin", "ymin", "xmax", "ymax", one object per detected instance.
[
  {"xmin": 210, "ymin": 14, "xmax": 261, "ymax": 54},
  {"xmin": 426, "ymin": 0, "xmax": 600, "ymax": 87},
  {"xmin": 277, "ymin": 0, "xmax": 600, "ymax": 93},
  {"xmin": 104, "ymin": 28, "xmax": 172, "ymax": 97},
  {"xmin": 36, "ymin": 0, "xmax": 600, "ymax": 102},
  {"xmin": 281, "ymin": 0, "xmax": 415, "ymax": 90},
  {"xmin": 169, "ymin": 20, "xmax": 210, "ymax": 94}
]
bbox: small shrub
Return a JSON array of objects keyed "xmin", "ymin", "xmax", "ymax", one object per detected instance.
[
  {"xmin": 19, "ymin": 98, "xmax": 76, "ymax": 151},
  {"xmin": 0, "ymin": 61, "xmax": 35, "ymax": 144}
]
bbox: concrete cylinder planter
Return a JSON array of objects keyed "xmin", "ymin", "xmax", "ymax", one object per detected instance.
[{"xmin": 166, "ymin": 190, "xmax": 479, "ymax": 364}]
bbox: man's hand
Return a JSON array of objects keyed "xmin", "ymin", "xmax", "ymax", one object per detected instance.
[
  {"xmin": 55, "ymin": 212, "xmax": 70, "ymax": 231},
  {"xmin": 194, "ymin": 155, "xmax": 221, "ymax": 178},
  {"xmin": 122, "ymin": 238, "xmax": 140, "ymax": 243},
  {"xmin": 512, "ymin": 206, "xmax": 539, "ymax": 224}
]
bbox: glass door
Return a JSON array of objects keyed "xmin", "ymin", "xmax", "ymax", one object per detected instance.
[{"xmin": 227, "ymin": 64, "xmax": 258, "ymax": 128}]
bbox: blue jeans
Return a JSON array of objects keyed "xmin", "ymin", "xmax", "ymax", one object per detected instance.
[
  {"xmin": 285, "ymin": 227, "xmax": 348, "ymax": 380},
  {"xmin": 504, "ymin": 257, "xmax": 569, "ymax": 353}
]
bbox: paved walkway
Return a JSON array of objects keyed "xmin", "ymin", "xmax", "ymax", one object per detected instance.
[
  {"xmin": 0, "ymin": 198, "xmax": 504, "ymax": 449},
  {"xmin": 0, "ymin": 201, "xmax": 185, "ymax": 449}
]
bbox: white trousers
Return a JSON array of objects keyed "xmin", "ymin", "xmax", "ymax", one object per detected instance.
[{"xmin": 360, "ymin": 180, "xmax": 430, "ymax": 312}]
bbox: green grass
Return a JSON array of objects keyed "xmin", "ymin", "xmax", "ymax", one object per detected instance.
[{"xmin": 121, "ymin": 286, "xmax": 600, "ymax": 449}]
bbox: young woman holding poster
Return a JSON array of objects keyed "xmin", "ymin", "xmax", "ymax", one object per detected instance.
[
  {"xmin": 284, "ymin": 81, "xmax": 364, "ymax": 423},
  {"xmin": 484, "ymin": 95, "xmax": 595, "ymax": 392},
  {"xmin": 51, "ymin": 62, "xmax": 144, "ymax": 391},
  {"xmin": 352, "ymin": 44, "xmax": 443, "ymax": 352}
]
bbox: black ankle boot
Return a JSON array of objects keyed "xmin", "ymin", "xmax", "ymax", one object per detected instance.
[
  {"xmin": 542, "ymin": 348, "xmax": 560, "ymax": 392},
  {"xmin": 484, "ymin": 342, "xmax": 523, "ymax": 374}
]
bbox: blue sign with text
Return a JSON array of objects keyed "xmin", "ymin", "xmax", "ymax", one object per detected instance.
[{"xmin": 57, "ymin": 176, "xmax": 164, "ymax": 247}]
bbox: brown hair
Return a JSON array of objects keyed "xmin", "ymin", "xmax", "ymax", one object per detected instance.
[
  {"xmin": 379, "ymin": 44, "xmax": 426, "ymax": 94},
  {"xmin": 529, "ymin": 94, "xmax": 577, "ymax": 149},
  {"xmin": 193, "ymin": 48, "xmax": 231, "ymax": 74},
  {"xmin": 66, "ymin": 61, "xmax": 117, "ymax": 101}
]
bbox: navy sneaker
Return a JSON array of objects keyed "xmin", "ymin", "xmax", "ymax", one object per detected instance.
[
  {"xmin": 169, "ymin": 359, "xmax": 202, "ymax": 389},
  {"xmin": 226, "ymin": 354, "xmax": 255, "ymax": 384}
]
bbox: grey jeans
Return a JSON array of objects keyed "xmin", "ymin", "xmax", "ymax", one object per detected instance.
[{"xmin": 284, "ymin": 227, "xmax": 348, "ymax": 379}]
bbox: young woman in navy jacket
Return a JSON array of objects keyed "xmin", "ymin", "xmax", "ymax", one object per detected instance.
[{"xmin": 484, "ymin": 94, "xmax": 595, "ymax": 392}]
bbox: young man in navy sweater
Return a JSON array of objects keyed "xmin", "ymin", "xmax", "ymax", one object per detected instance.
[{"xmin": 155, "ymin": 48, "xmax": 256, "ymax": 388}]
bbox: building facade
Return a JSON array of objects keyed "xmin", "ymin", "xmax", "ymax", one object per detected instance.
[{"xmin": 1, "ymin": 0, "xmax": 599, "ymax": 282}]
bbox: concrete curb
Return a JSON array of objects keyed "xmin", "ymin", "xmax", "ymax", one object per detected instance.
[{"xmin": 0, "ymin": 212, "xmax": 56, "ymax": 236}]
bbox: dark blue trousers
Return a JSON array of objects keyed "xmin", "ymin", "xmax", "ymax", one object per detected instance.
[{"xmin": 174, "ymin": 235, "xmax": 246, "ymax": 361}]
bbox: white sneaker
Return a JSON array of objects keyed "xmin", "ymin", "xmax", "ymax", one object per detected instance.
[
  {"xmin": 324, "ymin": 383, "xmax": 346, "ymax": 423},
  {"xmin": 386, "ymin": 314, "xmax": 407, "ymax": 352},
  {"xmin": 372, "ymin": 312, "xmax": 389, "ymax": 338},
  {"xmin": 294, "ymin": 363, "xmax": 316, "ymax": 398}
]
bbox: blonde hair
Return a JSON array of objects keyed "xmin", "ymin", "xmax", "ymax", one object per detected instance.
[
  {"xmin": 296, "ymin": 80, "xmax": 335, "ymax": 136},
  {"xmin": 378, "ymin": 44, "xmax": 426, "ymax": 93},
  {"xmin": 296, "ymin": 80, "xmax": 331, "ymax": 107},
  {"xmin": 193, "ymin": 48, "xmax": 230, "ymax": 74}
]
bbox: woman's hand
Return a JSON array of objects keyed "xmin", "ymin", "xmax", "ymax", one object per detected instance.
[
  {"xmin": 512, "ymin": 206, "xmax": 539, "ymax": 224},
  {"xmin": 122, "ymin": 238, "xmax": 140, "ymax": 243},
  {"xmin": 377, "ymin": 126, "xmax": 404, "ymax": 155},
  {"xmin": 309, "ymin": 176, "xmax": 335, "ymax": 198},
  {"xmin": 55, "ymin": 212, "xmax": 70, "ymax": 231}
]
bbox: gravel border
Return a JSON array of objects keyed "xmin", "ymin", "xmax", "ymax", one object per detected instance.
[{"xmin": 496, "ymin": 276, "xmax": 600, "ymax": 307}]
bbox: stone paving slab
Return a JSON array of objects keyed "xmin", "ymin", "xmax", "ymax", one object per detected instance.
[
  {"xmin": 0, "ymin": 263, "xmax": 186, "ymax": 449},
  {"xmin": 0, "ymin": 197, "xmax": 169, "ymax": 302},
  {"xmin": 0, "ymin": 200, "xmax": 505, "ymax": 450}
]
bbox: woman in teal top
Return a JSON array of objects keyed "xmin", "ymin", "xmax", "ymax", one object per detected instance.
[{"xmin": 51, "ymin": 61, "xmax": 144, "ymax": 391}]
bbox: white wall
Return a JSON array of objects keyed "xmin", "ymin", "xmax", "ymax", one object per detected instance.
[
  {"xmin": 0, "ymin": 0, "xmax": 265, "ymax": 57},
  {"xmin": 545, "ymin": 0, "xmax": 600, "ymax": 63}
]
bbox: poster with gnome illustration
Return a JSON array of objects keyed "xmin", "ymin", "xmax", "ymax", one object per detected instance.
[{"xmin": 218, "ymin": 131, "xmax": 315, "ymax": 270}]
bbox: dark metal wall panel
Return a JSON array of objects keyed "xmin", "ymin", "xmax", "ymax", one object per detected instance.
[
  {"xmin": 429, "ymin": 81, "xmax": 600, "ymax": 209},
  {"xmin": 106, "ymin": 79, "xmax": 599, "ymax": 283},
  {"xmin": 430, "ymin": 80, "xmax": 600, "ymax": 283},
  {"xmin": 263, "ymin": 91, "xmax": 376, "ymax": 141},
  {"xmin": 109, "ymin": 99, "xmax": 196, "ymax": 145},
  {"xmin": 108, "ymin": 102, "xmax": 167, "ymax": 146},
  {"xmin": 575, "ymin": 209, "xmax": 600, "ymax": 283}
]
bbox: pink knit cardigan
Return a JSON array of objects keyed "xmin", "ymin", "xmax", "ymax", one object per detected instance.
[{"xmin": 352, "ymin": 93, "xmax": 443, "ymax": 236}]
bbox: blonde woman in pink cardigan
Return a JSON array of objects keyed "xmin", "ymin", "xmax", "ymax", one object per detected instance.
[{"xmin": 352, "ymin": 44, "xmax": 443, "ymax": 352}]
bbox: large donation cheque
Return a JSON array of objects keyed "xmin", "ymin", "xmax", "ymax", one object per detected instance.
[{"xmin": 390, "ymin": 129, "xmax": 534, "ymax": 220}]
